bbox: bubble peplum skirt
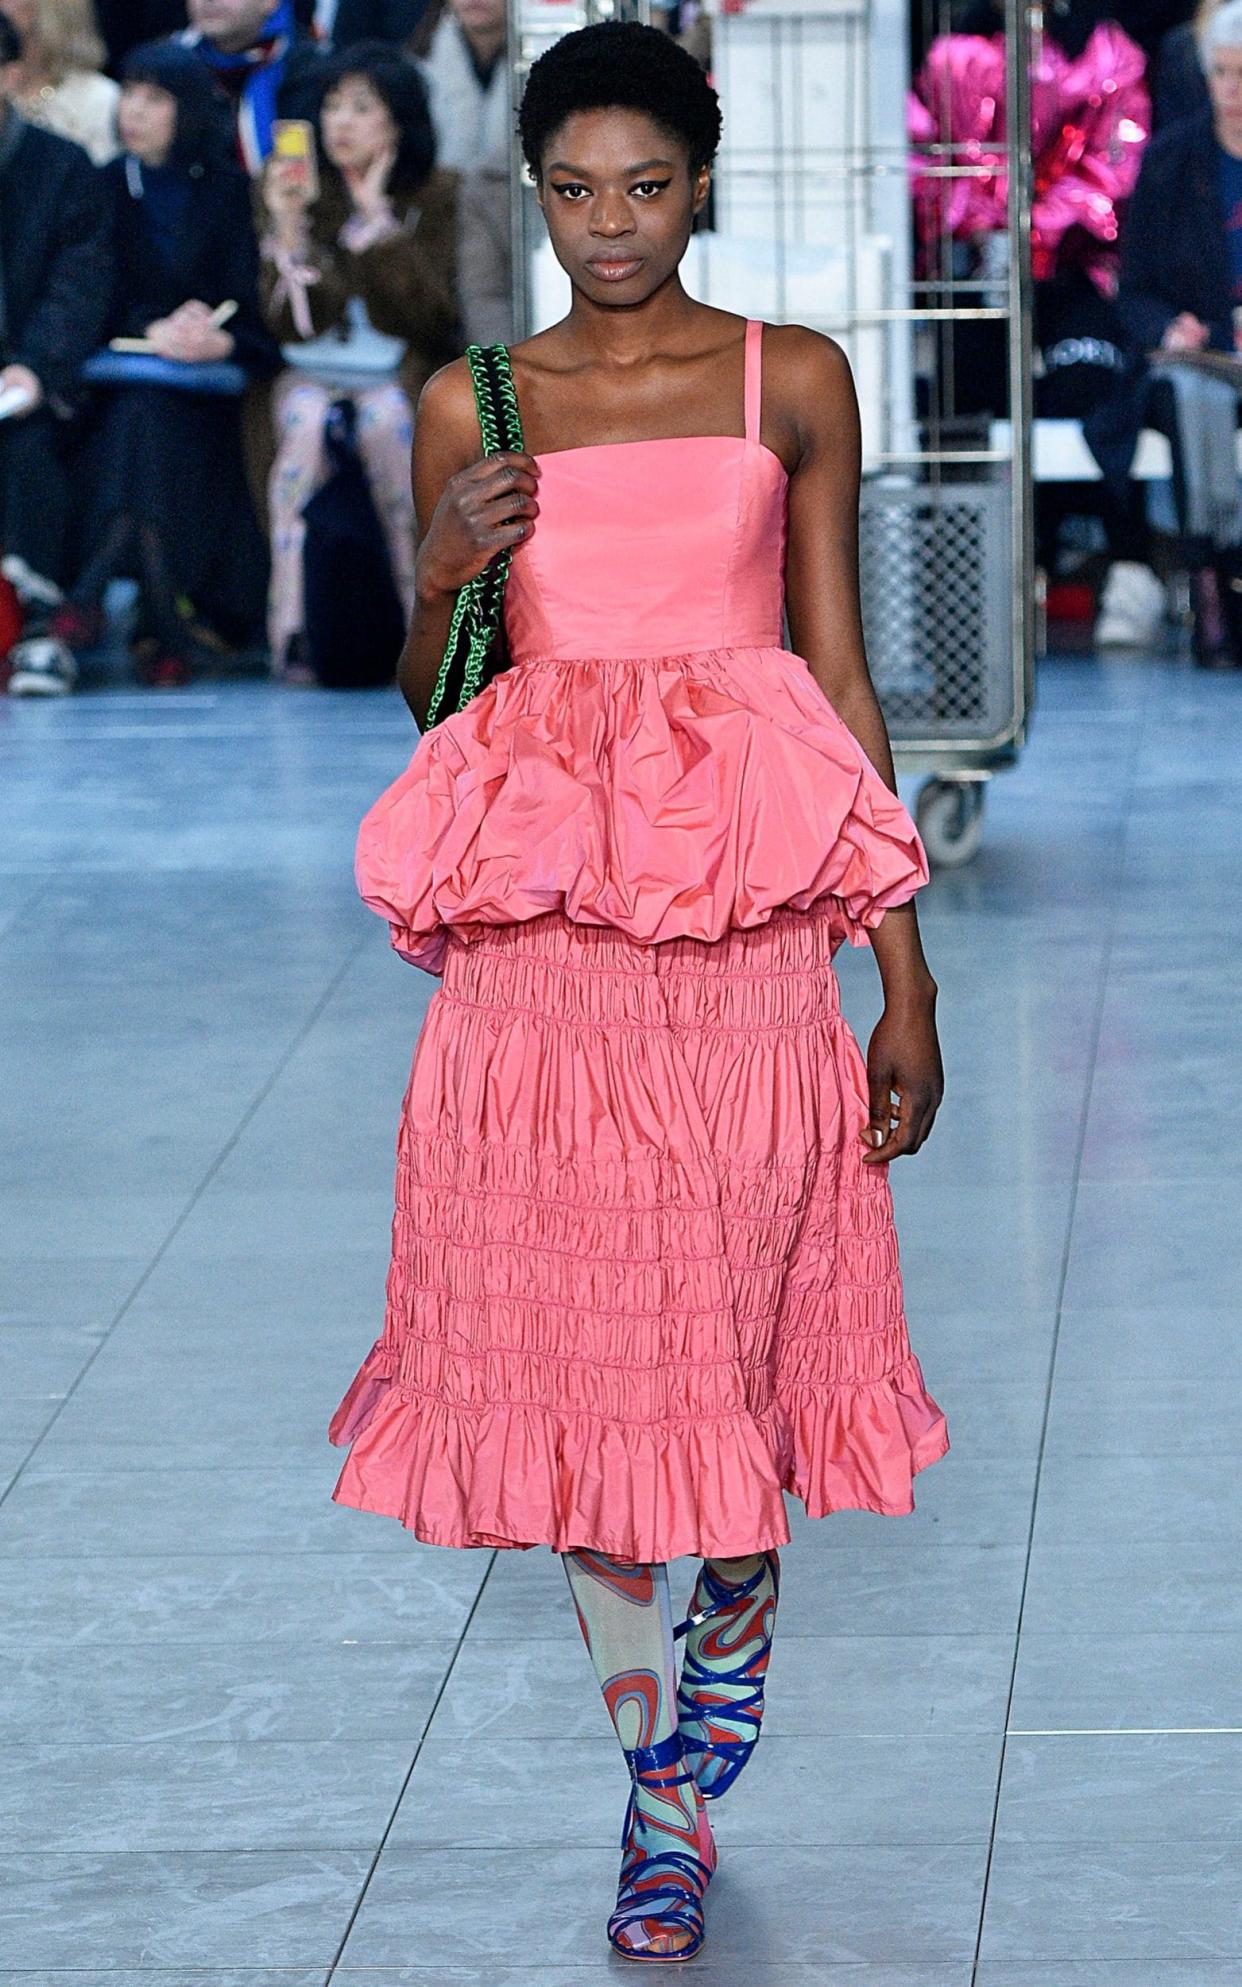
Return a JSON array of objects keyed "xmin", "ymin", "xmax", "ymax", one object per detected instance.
[{"xmin": 348, "ymin": 642, "xmax": 931, "ymax": 978}]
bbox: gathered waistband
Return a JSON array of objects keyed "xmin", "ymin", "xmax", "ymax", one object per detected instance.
[
  {"xmin": 503, "ymin": 642, "xmax": 787, "ymax": 672},
  {"xmin": 439, "ymin": 905, "xmax": 844, "ymax": 1032}
]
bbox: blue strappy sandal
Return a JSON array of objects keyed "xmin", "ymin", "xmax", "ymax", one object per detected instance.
[
  {"xmin": 607, "ymin": 1727, "xmax": 716, "ymax": 1963},
  {"xmin": 674, "ymin": 1550, "xmax": 781, "ymax": 1800}
]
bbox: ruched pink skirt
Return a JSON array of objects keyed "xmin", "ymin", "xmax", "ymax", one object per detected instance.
[{"xmin": 328, "ymin": 902, "xmax": 949, "ymax": 1558}]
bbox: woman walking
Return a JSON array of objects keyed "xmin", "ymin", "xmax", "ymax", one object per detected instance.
[{"xmin": 329, "ymin": 22, "xmax": 949, "ymax": 1961}]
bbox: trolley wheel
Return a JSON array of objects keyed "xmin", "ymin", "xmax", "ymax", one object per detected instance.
[{"xmin": 915, "ymin": 777, "xmax": 986, "ymax": 868}]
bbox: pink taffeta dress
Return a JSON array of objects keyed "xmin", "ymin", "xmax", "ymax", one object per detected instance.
[{"xmin": 327, "ymin": 319, "xmax": 950, "ymax": 1558}]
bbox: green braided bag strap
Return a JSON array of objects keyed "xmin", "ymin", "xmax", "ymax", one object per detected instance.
[{"xmin": 423, "ymin": 343, "xmax": 525, "ymax": 730}]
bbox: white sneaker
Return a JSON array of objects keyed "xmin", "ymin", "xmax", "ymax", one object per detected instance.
[
  {"xmin": 1, "ymin": 554, "xmax": 62, "ymax": 611},
  {"xmin": 1094, "ymin": 561, "xmax": 1167, "ymax": 648},
  {"xmin": 7, "ymin": 634, "xmax": 78, "ymax": 696}
]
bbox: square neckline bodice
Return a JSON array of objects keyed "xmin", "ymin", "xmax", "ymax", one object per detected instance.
[
  {"xmin": 531, "ymin": 432, "xmax": 790, "ymax": 480},
  {"xmin": 516, "ymin": 318, "xmax": 788, "ymax": 481},
  {"xmin": 502, "ymin": 321, "xmax": 790, "ymax": 664}
]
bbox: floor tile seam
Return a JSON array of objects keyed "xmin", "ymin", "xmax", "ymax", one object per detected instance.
[
  {"xmin": 5, "ymin": 1724, "xmax": 1238, "ymax": 1746},
  {"xmin": 0, "ymin": 1835, "xmax": 383, "ymax": 1851},
  {"xmin": 0, "ymin": 936, "xmax": 374, "ymax": 1517},
  {"xmin": 970, "ymin": 668, "xmax": 1153, "ymax": 1987},
  {"xmin": 0, "ymin": 1634, "xmax": 470, "ymax": 1650},
  {"xmin": 380, "ymin": 1835, "xmax": 999, "ymax": 1852},
  {"xmin": 1005, "ymin": 1724, "xmax": 1242, "ymax": 1735},
  {"xmin": 0, "ymin": 1832, "xmax": 982, "ymax": 1854},
  {"xmin": 10, "ymin": 1834, "xmax": 1000, "ymax": 1852},
  {"xmin": 322, "ymin": 1550, "xmax": 500, "ymax": 1983},
  {"xmin": 2, "ymin": 1736, "xmax": 497, "ymax": 1751},
  {"xmin": 0, "ymin": 1642, "xmax": 467, "ymax": 1657}
]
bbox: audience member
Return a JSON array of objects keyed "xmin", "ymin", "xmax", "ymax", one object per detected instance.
[
  {"xmin": 177, "ymin": 0, "xmax": 322, "ymax": 169},
  {"xmin": 97, "ymin": 2, "xmax": 185, "ymax": 73},
  {"xmin": 1152, "ymin": 6, "xmax": 1213, "ymax": 125},
  {"xmin": 0, "ymin": 0, "xmax": 120, "ymax": 161},
  {"xmin": 0, "ymin": 13, "xmax": 112, "ymax": 698},
  {"xmin": 418, "ymin": 0, "xmax": 506, "ymax": 171},
  {"xmin": 258, "ymin": 39, "xmax": 459, "ymax": 680},
  {"xmin": 331, "ymin": 0, "xmax": 428, "ymax": 50},
  {"xmin": 457, "ymin": 158, "xmax": 510, "ymax": 342},
  {"xmin": 1035, "ymin": 269, "xmax": 1167, "ymax": 644},
  {"xmin": 418, "ymin": 0, "xmax": 510, "ymax": 342},
  {"xmin": 52, "ymin": 41, "xmax": 279, "ymax": 688},
  {"xmin": 1113, "ymin": 0, "xmax": 1242, "ymax": 663}
]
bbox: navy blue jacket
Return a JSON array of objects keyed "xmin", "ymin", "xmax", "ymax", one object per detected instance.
[
  {"xmin": 0, "ymin": 116, "xmax": 113, "ymax": 404},
  {"xmin": 1117, "ymin": 108, "xmax": 1235, "ymax": 355}
]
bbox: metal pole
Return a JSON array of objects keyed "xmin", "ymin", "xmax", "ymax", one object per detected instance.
[
  {"xmin": 505, "ymin": 0, "xmax": 531, "ymax": 342},
  {"xmin": 1005, "ymin": 0, "xmax": 1035, "ymax": 744}
]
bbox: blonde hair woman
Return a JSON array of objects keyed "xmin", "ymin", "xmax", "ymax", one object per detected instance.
[{"xmin": 0, "ymin": 0, "xmax": 119, "ymax": 164}]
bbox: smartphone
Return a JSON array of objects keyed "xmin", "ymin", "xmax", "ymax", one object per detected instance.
[{"xmin": 271, "ymin": 119, "xmax": 319, "ymax": 203}]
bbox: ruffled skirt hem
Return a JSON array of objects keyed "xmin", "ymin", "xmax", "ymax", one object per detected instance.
[{"xmin": 327, "ymin": 1339, "xmax": 950, "ymax": 1557}]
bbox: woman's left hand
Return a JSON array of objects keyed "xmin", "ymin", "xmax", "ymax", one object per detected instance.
[
  {"xmin": 861, "ymin": 997, "xmax": 944, "ymax": 1163},
  {"xmin": 349, "ymin": 144, "xmax": 397, "ymax": 223}
]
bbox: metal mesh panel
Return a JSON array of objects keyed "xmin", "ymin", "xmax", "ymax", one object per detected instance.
[{"xmin": 860, "ymin": 481, "xmax": 1016, "ymax": 748}]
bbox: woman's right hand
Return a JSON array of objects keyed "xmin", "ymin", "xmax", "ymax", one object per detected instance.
[
  {"xmin": 263, "ymin": 157, "xmax": 312, "ymax": 233},
  {"xmin": 414, "ymin": 451, "xmax": 541, "ymax": 603}
]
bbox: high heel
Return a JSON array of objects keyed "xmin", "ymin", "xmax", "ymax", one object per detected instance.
[
  {"xmin": 674, "ymin": 1550, "xmax": 780, "ymax": 1800},
  {"xmin": 607, "ymin": 1727, "xmax": 716, "ymax": 1963}
]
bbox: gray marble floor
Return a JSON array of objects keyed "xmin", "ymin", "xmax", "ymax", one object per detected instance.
[{"xmin": 1, "ymin": 652, "xmax": 1239, "ymax": 1982}]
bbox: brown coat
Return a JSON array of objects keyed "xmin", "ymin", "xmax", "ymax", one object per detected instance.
[{"xmin": 259, "ymin": 167, "xmax": 462, "ymax": 405}]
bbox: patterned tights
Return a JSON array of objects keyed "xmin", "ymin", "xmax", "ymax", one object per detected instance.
[
  {"xmin": 267, "ymin": 375, "xmax": 417, "ymax": 672},
  {"xmin": 561, "ymin": 1550, "xmax": 769, "ymax": 1954}
]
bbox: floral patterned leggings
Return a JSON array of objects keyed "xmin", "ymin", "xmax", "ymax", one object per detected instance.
[{"xmin": 267, "ymin": 373, "xmax": 417, "ymax": 673}]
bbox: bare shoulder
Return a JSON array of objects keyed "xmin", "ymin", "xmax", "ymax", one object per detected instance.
[
  {"xmin": 761, "ymin": 323, "xmax": 858, "ymax": 450},
  {"xmin": 415, "ymin": 357, "xmax": 484, "ymax": 473},
  {"xmin": 764, "ymin": 320, "xmax": 856, "ymax": 401}
]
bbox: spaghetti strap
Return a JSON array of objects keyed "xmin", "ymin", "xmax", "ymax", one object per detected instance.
[{"xmin": 743, "ymin": 318, "xmax": 763, "ymax": 444}]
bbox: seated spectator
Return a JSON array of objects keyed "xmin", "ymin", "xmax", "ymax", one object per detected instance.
[
  {"xmin": 1151, "ymin": 0, "xmax": 1219, "ymax": 132},
  {"xmin": 418, "ymin": 0, "xmax": 506, "ymax": 171},
  {"xmin": 56, "ymin": 40, "xmax": 279, "ymax": 687},
  {"xmin": 0, "ymin": 0, "xmax": 120, "ymax": 162},
  {"xmin": 0, "ymin": 14, "xmax": 112, "ymax": 699},
  {"xmin": 178, "ymin": 0, "xmax": 322, "ymax": 169},
  {"xmin": 1035, "ymin": 269, "xmax": 1169, "ymax": 649},
  {"xmin": 258, "ymin": 39, "xmax": 459, "ymax": 680},
  {"xmin": 1116, "ymin": 0, "xmax": 1242, "ymax": 664}
]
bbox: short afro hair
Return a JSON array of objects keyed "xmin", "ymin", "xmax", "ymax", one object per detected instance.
[{"xmin": 518, "ymin": 22, "xmax": 722, "ymax": 180}]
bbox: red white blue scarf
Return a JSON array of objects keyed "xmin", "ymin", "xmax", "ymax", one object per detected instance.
[{"xmin": 182, "ymin": 1, "xmax": 294, "ymax": 174}]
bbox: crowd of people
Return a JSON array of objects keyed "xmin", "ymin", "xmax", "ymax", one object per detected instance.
[
  {"xmin": 7, "ymin": 0, "xmax": 1242, "ymax": 693},
  {"xmin": 912, "ymin": 0, "xmax": 1242, "ymax": 667},
  {"xmin": 0, "ymin": 0, "xmax": 512, "ymax": 693}
]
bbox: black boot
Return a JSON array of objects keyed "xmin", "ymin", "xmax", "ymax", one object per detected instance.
[
  {"xmin": 1191, "ymin": 565, "xmax": 1236, "ymax": 668},
  {"xmin": 1209, "ymin": 551, "xmax": 1242, "ymax": 668}
]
